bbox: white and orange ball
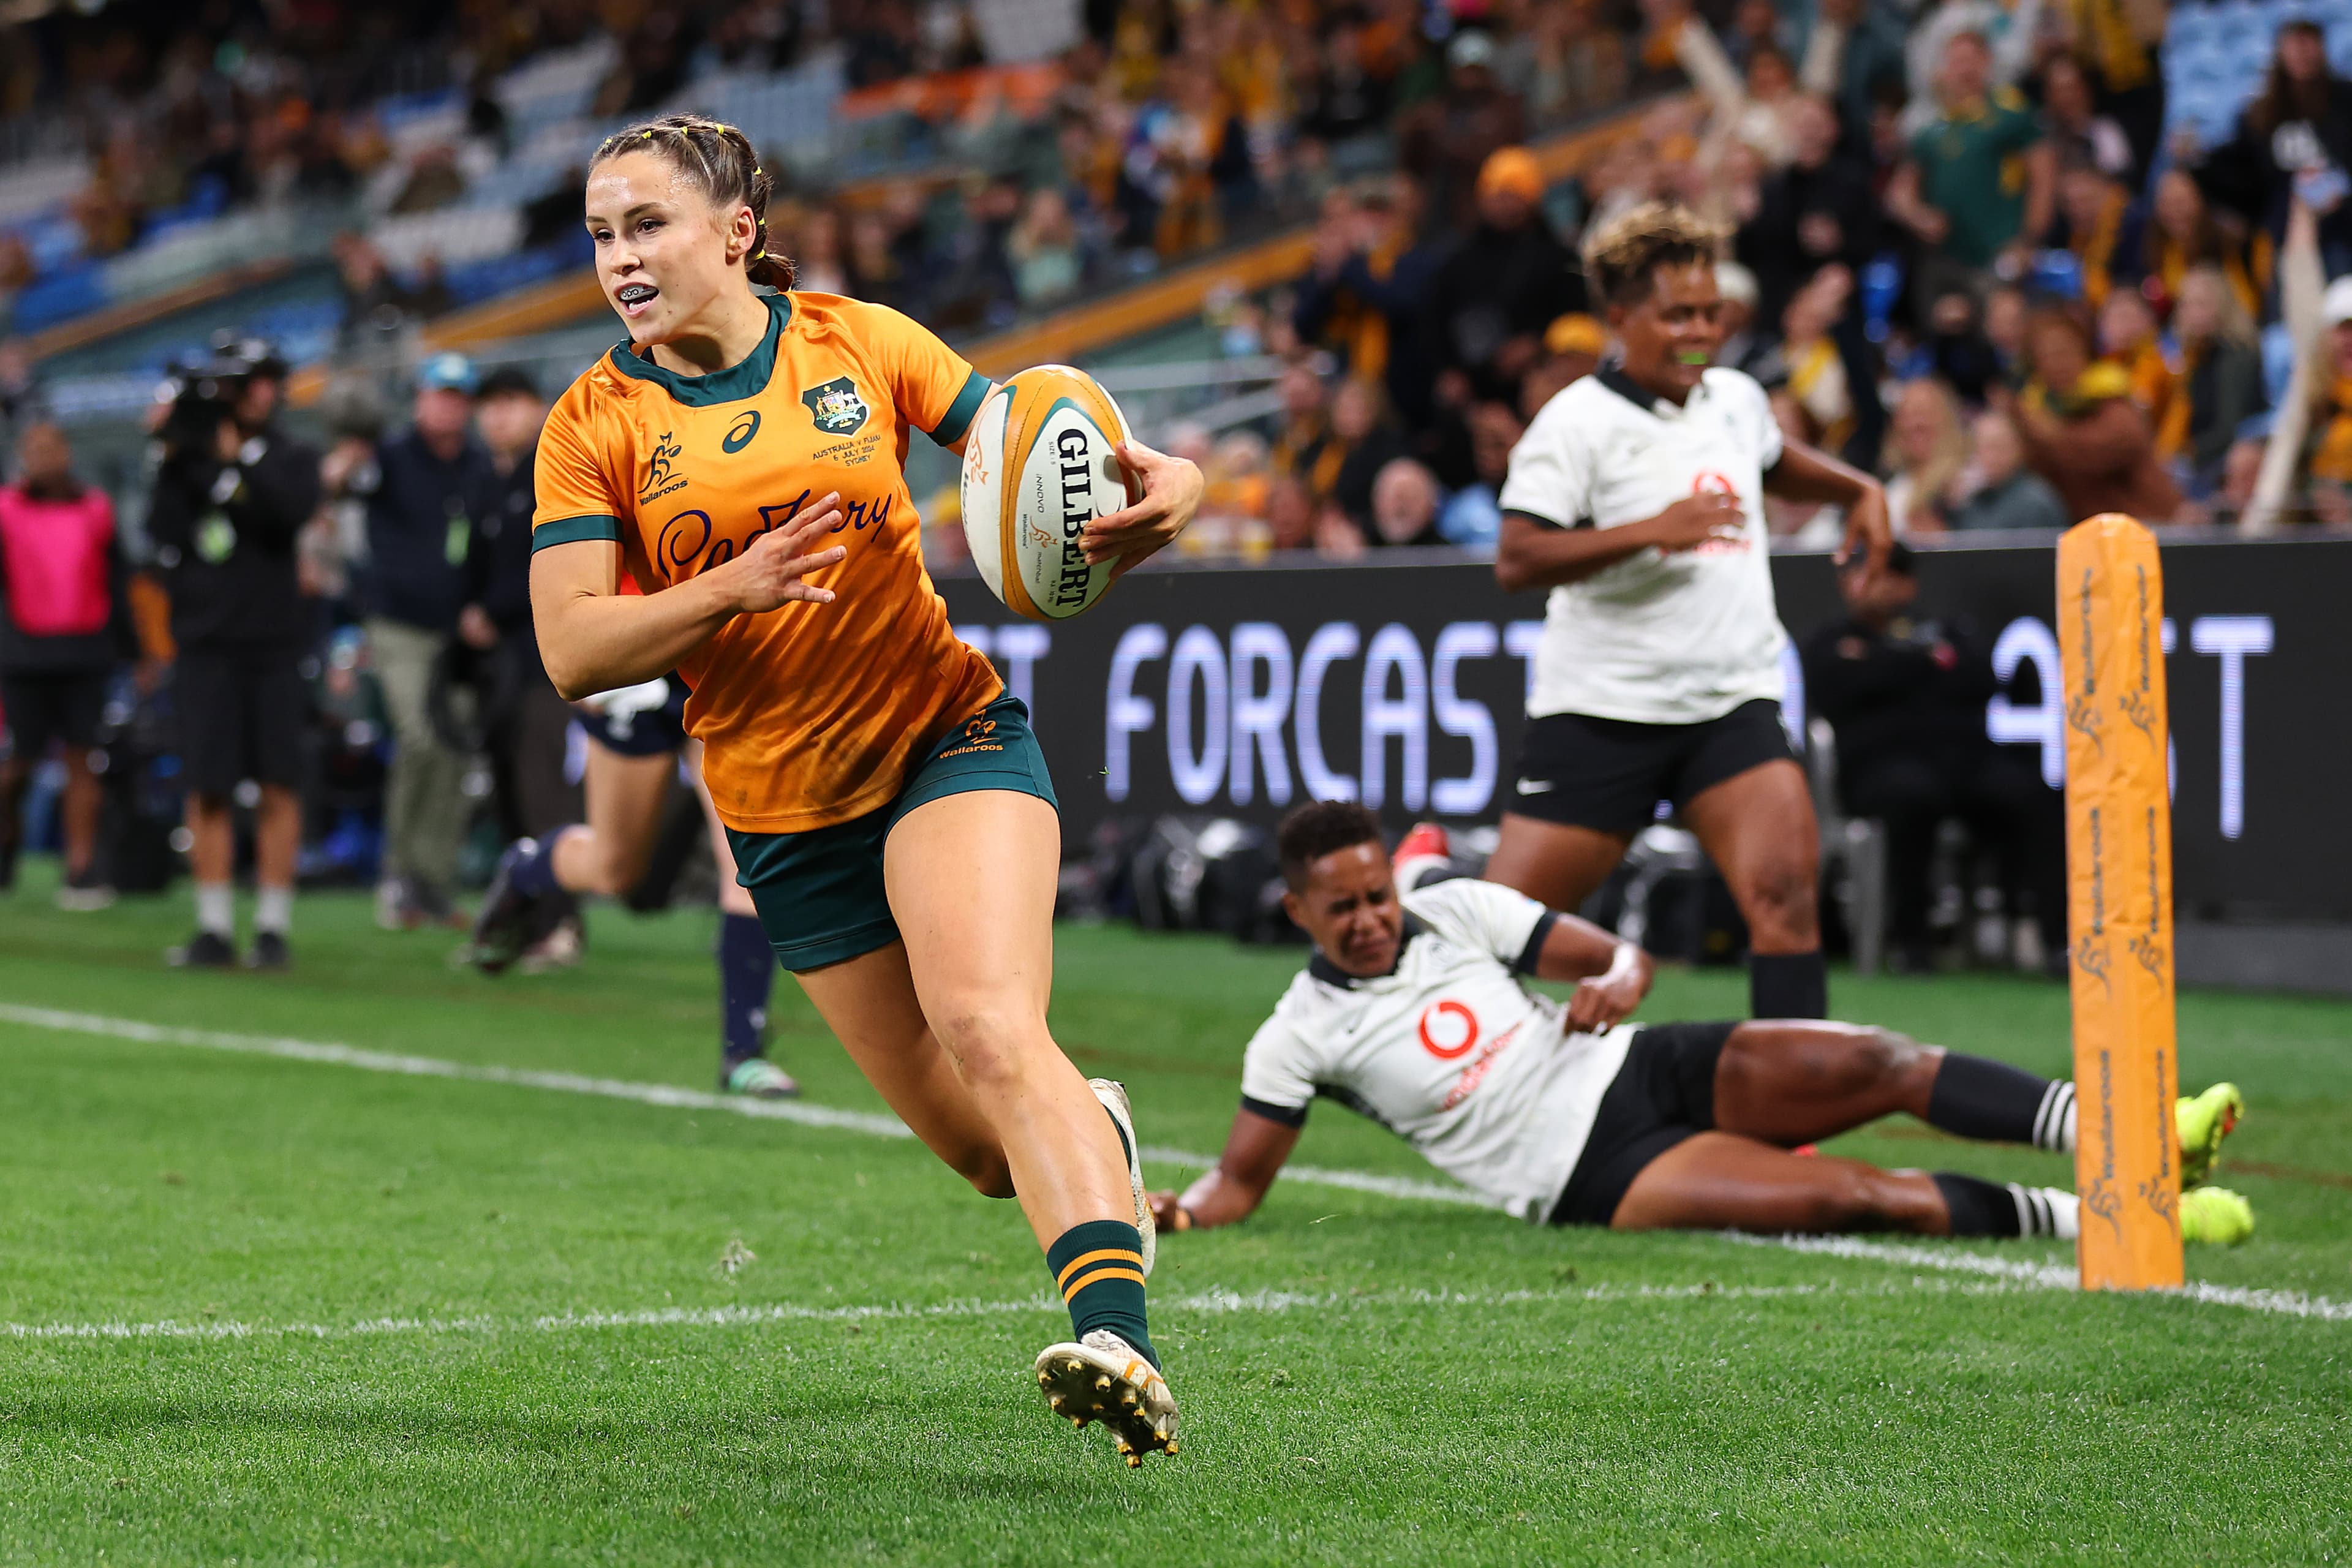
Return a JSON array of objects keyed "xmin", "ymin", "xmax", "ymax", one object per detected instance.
[{"xmin": 959, "ymin": 365, "xmax": 1139, "ymax": 621}]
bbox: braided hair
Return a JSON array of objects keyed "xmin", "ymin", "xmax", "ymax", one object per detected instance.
[
  {"xmin": 592, "ymin": 113, "xmax": 796, "ymax": 292},
  {"xmin": 1580, "ymin": 200, "xmax": 1726, "ymax": 310}
]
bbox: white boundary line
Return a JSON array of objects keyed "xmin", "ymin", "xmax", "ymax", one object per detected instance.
[
  {"xmin": 0, "ymin": 1002, "xmax": 1483, "ymax": 1208},
  {"xmin": 3, "ymin": 1003, "xmax": 2346, "ymax": 1325},
  {"xmin": 1, "ymin": 1278, "xmax": 2040, "ymax": 1345}
]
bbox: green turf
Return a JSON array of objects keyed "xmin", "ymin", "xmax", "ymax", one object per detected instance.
[{"xmin": 0, "ymin": 862, "xmax": 2346, "ymax": 1565}]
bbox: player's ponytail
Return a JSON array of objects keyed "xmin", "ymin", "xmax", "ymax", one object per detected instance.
[{"xmin": 592, "ymin": 113, "xmax": 798, "ymax": 293}]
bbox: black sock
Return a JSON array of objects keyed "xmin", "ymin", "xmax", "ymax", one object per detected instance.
[
  {"xmin": 1047, "ymin": 1220, "xmax": 1156, "ymax": 1368},
  {"xmin": 718, "ymin": 912, "xmax": 776, "ymax": 1067},
  {"xmin": 1933, "ymin": 1172, "xmax": 2078, "ymax": 1238},
  {"xmin": 1932, "ymin": 1172, "xmax": 2022, "ymax": 1237},
  {"xmin": 1927, "ymin": 1054, "xmax": 2075, "ymax": 1152},
  {"xmin": 1749, "ymin": 951, "xmax": 1826, "ymax": 1019}
]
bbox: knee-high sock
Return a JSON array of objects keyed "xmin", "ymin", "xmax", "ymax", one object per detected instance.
[
  {"xmin": 1928, "ymin": 1054, "xmax": 2076, "ymax": 1153},
  {"xmin": 1749, "ymin": 951, "xmax": 1826, "ymax": 1019},
  {"xmin": 718, "ymin": 911, "xmax": 776, "ymax": 1066},
  {"xmin": 1047, "ymin": 1220, "xmax": 1156, "ymax": 1368},
  {"xmin": 508, "ymin": 826, "xmax": 578, "ymax": 898},
  {"xmin": 1933, "ymin": 1172, "xmax": 2079, "ymax": 1238}
]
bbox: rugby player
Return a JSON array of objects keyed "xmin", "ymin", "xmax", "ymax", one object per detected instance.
[
  {"xmin": 524, "ymin": 114, "xmax": 1202, "ymax": 1463},
  {"xmin": 1149, "ymin": 803, "xmax": 2252, "ymax": 1245}
]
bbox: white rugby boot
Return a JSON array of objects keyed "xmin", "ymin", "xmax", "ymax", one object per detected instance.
[
  {"xmin": 1089, "ymin": 1077, "xmax": 1154, "ymax": 1276},
  {"xmin": 1035, "ymin": 1330, "xmax": 1180, "ymax": 1466}
]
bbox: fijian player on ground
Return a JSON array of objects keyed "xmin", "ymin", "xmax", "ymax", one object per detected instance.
[{"xmin": 1150, "ymin": 803, "xmax": 2253, "ymax": 1246}]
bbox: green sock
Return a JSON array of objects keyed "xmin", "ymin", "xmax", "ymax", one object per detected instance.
[{"xmin": 1047, "ymin": 1219, "xmax": 1156, "ymax": 1370}]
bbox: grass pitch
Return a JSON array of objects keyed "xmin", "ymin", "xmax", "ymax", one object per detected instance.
[{"xmin": 0, "ymin": 864, "xmax": 2346, "ymax": 1565}]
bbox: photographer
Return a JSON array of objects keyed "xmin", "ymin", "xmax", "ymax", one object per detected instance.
[
  {"xmin": 145, "ymin": 339, "xmax": 322, "ymax": 969},
  {"xmin": 329, "ymin": 353, "xmax": 499, "ymax": 930}
]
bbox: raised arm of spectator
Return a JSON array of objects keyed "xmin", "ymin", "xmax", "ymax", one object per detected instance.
[
  {"xmin": 2250, "ymin": 199, "xmax": 2324, "ymax": 530},
  {"xmin": 1152, "ymin": 1106, "xmax": 1302, "ymax": 1233},
  {"xmin": 1884, "ymin": 161, "xmax": 1947, "ymax": 246},
  {"xmin": 2017, "ymin": 138, "xmax": 2057, "ymax": 266},
  {"xmin": 1672, "ymin": 5, "xmax": 1749, "ymax": 127},
  {"xmin": 1830, "ymin": 296, "xmax": 1888, "ymax": 472}
]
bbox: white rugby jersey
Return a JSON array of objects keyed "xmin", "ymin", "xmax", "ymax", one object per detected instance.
[
  {"xmin": 1240, "ymin": 879, "xmax": 1635, "ymax": 1220},
  {"xmin": 1496, "ymin": 366, "xmax": 1790, "ymax": 725}
]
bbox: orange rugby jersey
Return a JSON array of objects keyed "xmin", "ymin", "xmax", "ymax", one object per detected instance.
[{"xmin": 533, "ymin": 291, "xmax": 1001, "ymax": 832}]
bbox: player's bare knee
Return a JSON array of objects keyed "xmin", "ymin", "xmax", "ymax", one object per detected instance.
[
  {"xmin": 1743, "ymin": 858, "xmax": 1819, "ymax": 943},
  {"xmin": 927, "ymin": 1000, "xmax": 1044, "ymax": 1093}
]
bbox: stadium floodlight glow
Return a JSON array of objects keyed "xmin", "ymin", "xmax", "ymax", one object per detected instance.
[{"xmin": 2057, "ymin": 515, "xmax": 2185, "ymax": 1293}]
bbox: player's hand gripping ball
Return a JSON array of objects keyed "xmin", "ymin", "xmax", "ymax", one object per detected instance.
[{"xmin": 961, "ymin": 365, "xmax": 1156, "ymax": 621}]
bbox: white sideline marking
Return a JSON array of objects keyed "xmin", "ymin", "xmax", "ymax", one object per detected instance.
[
  {"xmin": 1, "ymin": 1278, "xmax": 2035, "ymax": 1345},
  {"xmin": 1744, "ymin": 1233, "xmax": 2352, "ymax": 1322},
  {"xmin": 3, "ymin": 1004, "xmax": 2343, "ymax": 1324},
  {"xmin": 0, "ymin": 1003, "xmax": 1487, "ymax": 1210}
]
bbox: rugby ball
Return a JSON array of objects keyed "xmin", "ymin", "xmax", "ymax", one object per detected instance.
[{"xmin": 960, "ymin": 365, "xmax": 1140, "ymax": 621}]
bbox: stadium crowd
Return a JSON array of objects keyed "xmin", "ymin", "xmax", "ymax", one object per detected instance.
[{"xmin": 1, "ymin": 0, "xmax": 2350, "ymax": 949}]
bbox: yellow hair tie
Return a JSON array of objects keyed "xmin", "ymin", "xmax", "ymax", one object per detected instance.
[
  {"xmin": 753, "ymin": 167, "xmax": 763, "ymax": 177},
  {"xmin": 642, "ymin": 129, "xmax": 654, "ymax": 138},
  {"xmin": 753, "ymin": 250, "xmax": 766, "ymax": 258}
]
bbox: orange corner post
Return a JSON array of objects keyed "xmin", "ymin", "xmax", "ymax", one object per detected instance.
[{"xmin": 2057, "ymin": 514, "xmax": 2184, "ymax": 1290}]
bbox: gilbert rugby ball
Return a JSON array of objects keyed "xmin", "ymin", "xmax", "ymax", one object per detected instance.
[{"xmin": 960, "ymin": 365, "xmax": 1140, "ymax": 621}]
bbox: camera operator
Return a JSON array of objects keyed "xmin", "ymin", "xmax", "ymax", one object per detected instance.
[
  {"xmin": 145, "ymin": 339, "xmax": 322, "ymax": 970},
  {"xmin": 460, "ymin": 365, "xmax": 578, "ymax": 842},
  {"xmin": 325, "ymin": 352, "xmax": 499, "ymax": 930}
]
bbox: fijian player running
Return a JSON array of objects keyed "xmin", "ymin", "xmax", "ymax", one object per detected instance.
[
  {"xmin": 518, "ymin": 113, "xmax": 1205, "ymax": 1463},
  {"xmin": 1472, "ymin": 202, "xmax": 1894, "ymax": 1023},
  {"xmin": 1152, "ymin": 803, "xmax": 2253, "ymax": 1245}
]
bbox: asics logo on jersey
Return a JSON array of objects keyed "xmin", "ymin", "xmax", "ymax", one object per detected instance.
[
  {"xmin": 1417, "ymin": 1000, "xmax": 1480, "ymax": 1061},
  {"xmin": 722, "ymin": 411, "xmax": 761, "ymax": 453},
  {"xmin": 640, "ymin": 431, "xmax": 687, "ymax": 503},
  {"xmin": 802, "ymin": 376, "xmax": 870, "ymax": 436}
]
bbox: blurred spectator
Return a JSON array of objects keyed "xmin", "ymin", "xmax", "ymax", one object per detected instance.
[
  {"xmin": 1438, "ymin": 401, "xmax": 1525, "ymax": 546},
  {"xmin": 1422, "ymin": 147, "xmax": 1582, "ymax": 404},
  {"xmin": 143, "ymin": 349, "xmax": 319, "ymax": 970},
  {"xmin": 1711, "ymin": 263, "xmax": 1772, "ymax": 379},
  {"xmin": 2168, "ymin": 264, "xmax": 2269, "ymax": 493},
  {"xmin": 1128, "ymin": 56, "xmax": 1257, "ymax": 256},
  {"xmin": 1983, "ymin": 282, "xmax": 2031, "ymax": 388},
  {"xmin": 2040, "ymin": 53, "xmax": 2136, "ymax": 183},
  {"xmin": 2010, "ymin": 306, "xmax": 2182, "ymax": 522},
  {"xmin": 2140, "ymin": 168, "xmax": 2264, "ymax": 322},
  {"xmin": 460, "ymin": 367, "xmax": 576, "ymax": 843},
  {"xmin": 0, "ymin": 421, "xmax": 127, "ymax": 908},
  {"xmin": 2283, "ymin": 274, "xmax": 2352, "ymax": 522},
  {"xmin": 1884, "ymin": 378, "xmax": 1969, "ymax": 534},
  {"xmin": 1398, "ymin": 30, "xmax": 1529, "ymax": 228},
  {"xmin": 1738, "ymin": 92, "xmax": 1879, "ymax": 326},
  {"xmin": 0, "ymin": 340, "xmax": 36, "ymax": 451},
  {"xmin": 334, "ymin": 352, "xmax": 500, "ymax": 930},
  {"xmin": 2098, "ymin": 290, "xmax": 2180, "ymax": 441},
  {"xmin": 2201, "ymin": 20, "xmax": 2352, "ymax": 272},
  {"xmin": 1807, "ymin": 0, "xmax": 1915, "ymax": 138},
  {"xmin": 1370, "ymin": 457, "xmax": 1445, "ymax": 546},
  {"xmin": 1494, "ymin": 0, "xmax": 1627, "ymax": 130},
  {"xmin": 1267, "ymin": 362, "xmax": 1333, "ymax": 488},
  {"xmin": 1802, "ymin": 543, "xmax": 2063, "ymax": 971},
  {"xmin": 791, "ymin": 207, "xmax": 851, "ymax": 295},
  {"xmin": 1009, "ymin": 189, "xmax": 1087, "ymax": 309},
  {"xmin": 1915, "ymin": 288, "xmax": 2005, "ymax": 405},
  {"xmin": 1265, "ymin": 473, "xmax": 1319, "ymax": 552},
  {"xmin": 1297, "ymin": 12, "xmax": 1393, "ymax": 145},
  {"xmin": 1521, "ymin": 311, "xmax": 1607, "ymax": 415},
  {"xmin": 1888, "ymin": 32, "xmax": 2052, "ymax": 304},
  {"xmin": 1294, "ymin": 175, "xmax": 1450, "ymax": 428},
  {"xmin": 1762, "ymin": 262, "xmax": 1885, "ymax": 468},
  {"xmin": 335, "ymin": 232, "xmax": 435, "ymax": 357},
  {"xmin": 1948, "ymin": 409, "xmax": 2070, "ymax": 530},
  {"xmin": 1326, "ymin": 377, "xmax": 1408, "ymax": 529},
  {"xmin": 2045, "ymin": 159, "xmax": 2134, "ymax": 310},
  {"xmin": 2049, "ymin": 0, "xmax": 2168, "ymax": 179}
]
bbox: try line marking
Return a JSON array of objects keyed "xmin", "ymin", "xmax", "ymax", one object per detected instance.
[{"xmin": 3, "ymin": 1002, "xmax": 2345, "ymax": 1325}]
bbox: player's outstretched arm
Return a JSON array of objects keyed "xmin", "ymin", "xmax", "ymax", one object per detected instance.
[
  {"xmin": 1761, "ymin": 441, "xmax": 1890, "ymax": 571},
  {"xmin": 530, "ymin": 494, "xmax": 848, "ymax": 699},
  {"xmin": 1493, "ymin": 498, "xmax": 1745, "ymax": 592},
  {"xmin": 1528, "ymin": 910, "xmax": 1656, "ymax": 1032},
  {"xmin": 1148, "ymin": 1106, "xmax": 1301, "ymax": 1234}
]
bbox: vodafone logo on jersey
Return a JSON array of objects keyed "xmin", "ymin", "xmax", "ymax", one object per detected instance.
[{"xmin": 1417, "ymin": 1000, "xmax": 1480, "ymax": 1061}]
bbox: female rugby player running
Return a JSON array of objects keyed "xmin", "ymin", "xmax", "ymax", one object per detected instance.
[
  {"xmin": 527, "ymin": 115, "xmax": 1203, "ymax": 1464},
  {"xmin": 1150, "ymin": 803, "xmax": 2253, "ymax": 1246},
  {"xmin": 1474, "ymin": 202, "xmax": 1894, "ymax": 1023}
]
